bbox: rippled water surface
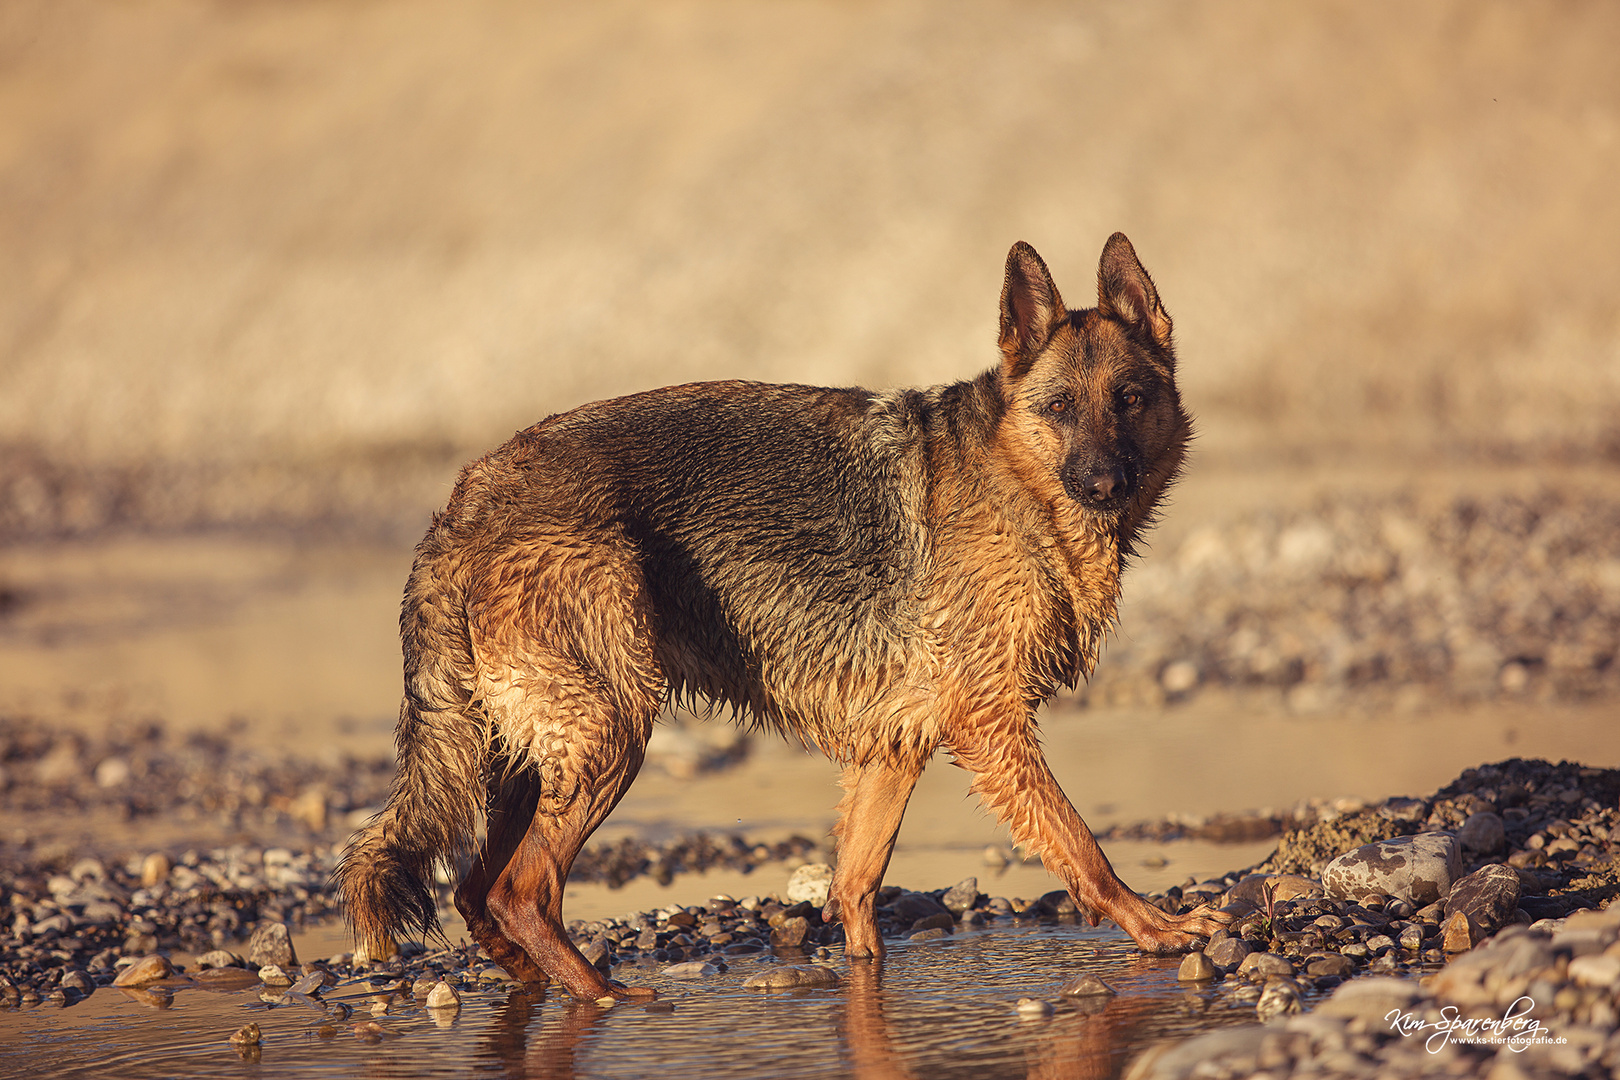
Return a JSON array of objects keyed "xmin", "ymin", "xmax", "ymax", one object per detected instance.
[{"xmin": 0, "ymin": 923, "xmax": 1290, "ymax": 1079}]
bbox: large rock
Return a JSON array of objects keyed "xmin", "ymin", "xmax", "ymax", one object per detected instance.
[
  {"xmin": 1456, "ymin": 811, "xmax": 1506, "ymax": 855},
  {"xmin": 247, "ymin": 921, "xmax": 298, "ymax": 969},
  {"xmin": 785, "ymin": 863, "xmax": 833, "ymax": 907},
  {"xmin": 1223, "ymin": 873, "xmax": 1323, "ymax": 908},
  {"xmin": 1321, "ymin": 832, "xmax": 1461, "ymax": 906},
  {"xmin": 1444, "ymin": 863, "xmax": 1520, "ymax": 935}
]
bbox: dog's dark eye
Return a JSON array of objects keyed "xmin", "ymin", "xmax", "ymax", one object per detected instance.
[
  {"xmin": 1048, "ymin": 397, "xmax": 1069, "ymax": 414},
  {"xmin": 1121, "ymin": 391, "xmax": 1141, "ymax": 408}
]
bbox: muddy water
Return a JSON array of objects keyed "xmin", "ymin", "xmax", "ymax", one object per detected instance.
[{"xmin": 0, "ymin": 924, "xmax": 1280, "ymax": 1080}]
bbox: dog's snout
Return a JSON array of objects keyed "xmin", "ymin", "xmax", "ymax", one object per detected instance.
[{"xmin": 1082, "ymin": 467, "xmax": 1128, "ymax": 504}]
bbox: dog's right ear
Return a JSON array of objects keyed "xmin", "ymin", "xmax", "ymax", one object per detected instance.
[{"xmin": 999, "ymin": 241, "xmax": 1067, "ymax": 380}]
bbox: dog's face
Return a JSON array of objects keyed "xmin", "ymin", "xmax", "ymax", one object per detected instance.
[{"xmin": 995, "ymin": 235, "xmax": 1191, "ymax": 544}]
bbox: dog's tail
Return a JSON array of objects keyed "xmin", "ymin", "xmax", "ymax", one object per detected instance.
[{"xmin": 334, "ymin": 541, "xmax": 485, "ymax": 960}]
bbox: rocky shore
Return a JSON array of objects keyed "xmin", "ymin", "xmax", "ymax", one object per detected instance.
[{"xmin": 3, "ymin": 753, "xmax": 1615, "ymax": 1078}]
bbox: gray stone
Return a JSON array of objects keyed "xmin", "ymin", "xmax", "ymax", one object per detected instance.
[
  {"xmin": 1445, "ymin": 863, "xmax": 1520, "ymax": 934},
  {"xmin": 1037, "ymin": 890, "xmax": 1078, "ymax": 916},
  {"xmin": 664, "ymin": 960, "xmax": 721, "ymax": 978},
  {"xmin": 942, "ymin": 877, "xmax": 981, "ymax": 915},
  {"xmin": 785, "ymin": 863, "xmax": 833, "ymax": 907},
  {"xmin": 743, "ymin": 965, "xmax": 840, "ymax": 989},
  {"xmin": 1305, "ymin": 954, "xmax": 1355, "ymax": 978},
  {"xmin": 1237, "ymin": 952, "xmax": 1294, "ymax": 981},
  {"xmin": 1457, "ymin": 811, "xmax": 1507, "ymax": 855},
  {"xmin": 889, "ymin": 892, "xmax": 948, "ymax": 922},
  {"xmin": 1058, "ymin": 973, "xmax": 1116, "ymax": 997},
  {"xmin": 1256, "ymin": 977, "xmax": 1303, "ymax": 1021},
  {"xmin": 1205, "ymin": 937, "xmax": 1252, "ymax": 970},
  {"xmin": 247, "ymin": 921, "xmax": 298, "ymax": 969},
  {"xmin": 1321, "ymin": 832, "xmax": 1461, "ymax": 906}
]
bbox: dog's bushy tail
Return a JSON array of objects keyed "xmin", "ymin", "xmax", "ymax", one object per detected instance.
[{"xmin": 334, "ymin": 543, "xmax": 485, "ymax": 960}]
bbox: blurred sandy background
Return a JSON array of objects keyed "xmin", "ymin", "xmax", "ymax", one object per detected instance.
[{"xmin": 1, "ymin": 1, "xmax": 1618, "ymax": 888}]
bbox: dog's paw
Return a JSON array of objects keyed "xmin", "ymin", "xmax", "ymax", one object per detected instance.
[{"xmin": 1125, "ymin": 902, "xmax": 1233, "ymax": 955}]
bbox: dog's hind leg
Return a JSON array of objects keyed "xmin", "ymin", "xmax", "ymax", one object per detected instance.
[
  {"xmin": 472, "ymin": 657, "xmax": 659, "ymax": 1000},
  {"xmin": 454, "ymin": 770, "xmax": 551, "ymax": 985},
  {"xmin": 952, "ymin": 725, "xmax": 1230, "ymax": 954},
  {"xmin": 824, "ymin": 755, "xmax": 926, "ymax": 959}
]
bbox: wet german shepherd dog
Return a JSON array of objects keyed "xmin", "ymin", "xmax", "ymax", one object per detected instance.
[{"xmin": 337, "ymin": 234, "xmax": 1226, "ymax": 999}]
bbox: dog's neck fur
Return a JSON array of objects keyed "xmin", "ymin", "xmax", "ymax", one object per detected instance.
[{"xmin": 901, "ymin": 368, "xmax": 1177, "ymax": 698}]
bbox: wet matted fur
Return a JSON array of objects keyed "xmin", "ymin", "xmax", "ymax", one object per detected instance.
[{"xmin": 336, "ymin": 234, "xmax": 1228, "ymax": 998}]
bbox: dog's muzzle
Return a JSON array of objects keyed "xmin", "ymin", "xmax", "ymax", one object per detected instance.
[{"xmin": 1063, "ymin": 460, "xmax": 1134, "ymax": 510}]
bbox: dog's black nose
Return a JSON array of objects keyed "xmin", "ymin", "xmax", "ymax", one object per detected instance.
[{"xmin": 1083, "ymin": 467, "xmax": 1128, "ymax": 504}]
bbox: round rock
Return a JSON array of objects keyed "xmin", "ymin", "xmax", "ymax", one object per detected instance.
[{"xmin": 1321, "ymin": 832, "xmax": 1461, "ymax": 906}]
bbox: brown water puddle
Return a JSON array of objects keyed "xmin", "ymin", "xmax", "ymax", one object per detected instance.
[{"xmin": 0, "ymin": 924, "xmax": 1285, "ymax": 1080}]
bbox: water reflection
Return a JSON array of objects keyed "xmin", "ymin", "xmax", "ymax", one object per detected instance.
[{"xmin": 478, "ymin": 935, "xmax": 1253, "ymax": 1080}]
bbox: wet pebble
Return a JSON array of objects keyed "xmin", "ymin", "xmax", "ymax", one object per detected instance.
[
  {"xmin": 743, "ymin": 965, "xmax": 840, "ymax": 989},
  {"xmin": 111, "ymin": 955, "xmax": 172, "ymax": 989}
]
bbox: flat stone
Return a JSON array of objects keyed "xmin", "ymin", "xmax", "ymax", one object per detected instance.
[
  {"xmin": 247, "ymin": 921, "xmax": 298, "ymax": 969},
  {"xmin": 1457, "ymin": 811, "xmax": 1506, "ymax": 855},
  {"xmin": 1305, "ymin": 954, "xmax": 1355, "ymax": 978},
  {"xmin": 194, "ymin": 950, "xmax": 244, "ymax": 970},
  {"xmin": 1445, "ymin": 863, "xmax": 1520, "ymax": 934},
  {"xmin": 664, "ymin": 961, "xmax": 721, "ymax": 979},
  {"xmin": 112, "ymin": 955, "xmax": 173, "ymax": 989},
  {"xmin": 909, "ymin": 927, "xmax": 950, "ymax": 942},
  {"xmin": 785, "ymin": 863, "xmax": 833, "ymax": 907},
  {"xmin": 911, "ymin": 912, "xmax": 955, "ymax": 933},
  {"xmin": 743, "ymin": 965, "xmax": 840, "ymax": 989},
  {"xmin": 1321, "ymin": 832, "xmax": 1462, "ymax": 907},
  {"xmin": 192, "ymin": 968, "xmax": 262, "ymax": 992}
]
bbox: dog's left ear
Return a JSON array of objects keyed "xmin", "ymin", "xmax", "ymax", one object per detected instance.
[
  {"xmin": 999, "ymin": 241, "xmax": 1067, "ymax": 380},
  {"xmin": 1097, "ymin": 233, "xmax": 1173, "ymax": 352}
]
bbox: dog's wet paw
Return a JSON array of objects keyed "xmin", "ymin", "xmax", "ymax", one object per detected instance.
[{"xmin": 1126, "ymin": 903, "xmax": 1233, "ymax": 955}]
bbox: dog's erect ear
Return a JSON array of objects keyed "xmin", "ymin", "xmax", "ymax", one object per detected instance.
[
  {"xmin": 999, "ymin": 241, "xmax": 1067, "ymax": 379},
  {"xmin": 1097, "ymin": 233, "xmax": 1173, "ymax": 352}
]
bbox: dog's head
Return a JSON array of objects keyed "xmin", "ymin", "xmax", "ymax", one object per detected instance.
[{"xmin": 994, "ymin": 234, "xmax": 1192, "ymax": 551}]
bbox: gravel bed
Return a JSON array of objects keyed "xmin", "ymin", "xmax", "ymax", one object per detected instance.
[
  {"xmin": 3, "ymin": 754, "xmax": 1614, "ymax": 1080},
  {"xmin": 1095, "ymin": 490, "xmax": 1620, "ymax": 708}
]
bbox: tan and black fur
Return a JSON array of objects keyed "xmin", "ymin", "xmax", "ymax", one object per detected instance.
[{"xmin": 336, "ymin": 234, "xmax": 1227, "ymax": 999}]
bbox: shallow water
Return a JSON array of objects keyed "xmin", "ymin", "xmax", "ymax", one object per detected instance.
[{"xmin": 0, "ymin": 924, "xmax": 1283, "ymax": 1080}]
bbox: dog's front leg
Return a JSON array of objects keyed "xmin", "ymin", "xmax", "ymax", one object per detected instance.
[
  {"xmin": 953, "ymin": 728, "xmax": 1229, "ymax": 953},
  {"xmin": 824, "ymin": 756, "xmax": 925, "ymax": 959}
]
